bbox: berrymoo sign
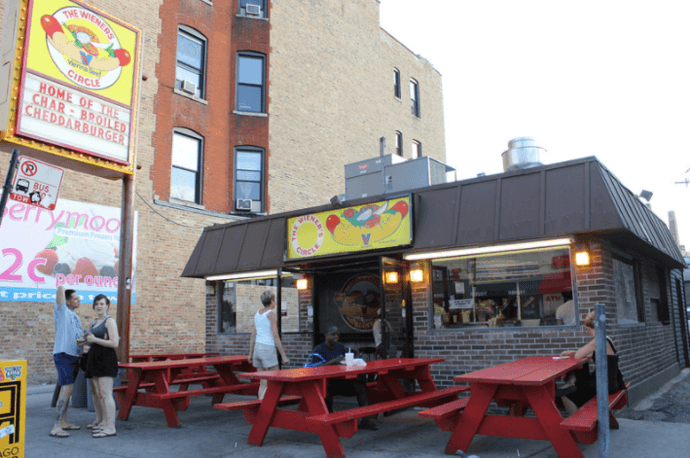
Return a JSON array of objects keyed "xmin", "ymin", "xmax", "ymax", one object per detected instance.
[
  {"xmin": 0, "ymin": 198, "xmax": 137, "ymax": 304},
  {"xmin": 0, "ymin": 0, "xmax": 141, "ymax": 177}
]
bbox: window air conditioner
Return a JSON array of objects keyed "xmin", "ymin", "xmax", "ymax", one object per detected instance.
[
  {"xmin": 250, "ymin": 200, "xmax": 262, "ymax": 213},
  {"xmin": 181, "ymin": 80, "xmax": 197, "ymax": 95},
  {"xmin": 246, "ymin": 4, "xmax": 261, "ymax": 16},
  {"xmin": 236, "ymin": 199, "xmax": 252, "ymax": 211}
]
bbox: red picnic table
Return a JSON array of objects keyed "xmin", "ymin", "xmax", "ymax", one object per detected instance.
[
  {"xmin": 129, "ymin": 352, "xmax": 219, "ymax": 362},
  {"xmin": 419, "ymin": 355, "xmax": 628, "ymax": 458},
  {"xmin": 215, "ymin": 357, "xmax": 465, "ymax": 458},
  {"xmin": 115, "ymin": 355, "xmax": 258, "ymax": 427}
]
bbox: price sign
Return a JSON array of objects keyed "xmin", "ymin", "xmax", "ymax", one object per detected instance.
[{"xmin": 9, "ymin": 156, "xmax": 64, "ymax": 210}]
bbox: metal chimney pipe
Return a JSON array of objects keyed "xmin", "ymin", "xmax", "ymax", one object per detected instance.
[{"xmin": 501, "ymin": 137, "xmax": 546, "ymax": 172}]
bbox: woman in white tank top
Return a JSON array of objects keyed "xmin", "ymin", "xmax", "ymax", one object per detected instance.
[{"xmin": 249, "ymin": 290, "xmax": 290, "ymax": 399}]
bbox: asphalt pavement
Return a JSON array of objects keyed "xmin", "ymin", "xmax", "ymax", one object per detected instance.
[{"xmin": 21, "ymin": 370, "xmax": 690, "ymax": 458}]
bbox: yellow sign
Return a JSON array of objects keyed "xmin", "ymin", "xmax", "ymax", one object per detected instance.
[
  {"xmin": 25, "ymin": 0, "xmax": 138, "ymax": 106},
  {"xmin": 287, "ymin": 196, "xmax": 412, "ymax": 259},
  {"xmin": 0, "ymin": 360, "xmax": 27, "ymax": 458},
  {"xmin": 0, "ymin": 0, "xmax": 141, "ymax": 177}
]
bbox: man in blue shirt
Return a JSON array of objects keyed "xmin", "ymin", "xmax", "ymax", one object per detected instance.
[
  {"xmin": 306, "ymin": 326, "xmax": 378, "ymax": 430},
  {"xmin": 50, "ymin": 285, "xmax": 83, "ymax": 438}
]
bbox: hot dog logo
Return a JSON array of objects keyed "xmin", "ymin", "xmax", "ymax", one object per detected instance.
[
  {"xmin": 326, "ymin": 200, "xmax": 409, "ymax": 247},
  {"xmin": 40, "ymin": 7, "xmax": 131, "ymax": 90}
]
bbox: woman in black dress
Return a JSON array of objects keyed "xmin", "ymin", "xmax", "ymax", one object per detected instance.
[{"xmin": 80, "ymin": 294, "xmax": 119, "ymax": 438}]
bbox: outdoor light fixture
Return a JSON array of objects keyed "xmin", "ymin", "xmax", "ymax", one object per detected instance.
[
  {"xmin": 296, "ymin": 278, "xmax": 309, "ymax": 290},
  {"xmin": 410, "ymin": 269, "xmax": 424, "ymax": 283},
  {"xmin": 575, "ymin": 251, "xmax": 590, "ymax": 266},
  {"xmin": 206, "ymin": 269, "xmax": 280, "ymax": 282},
  {"xmin": 385, "ymin": 271, "xmax": 399, "ymax": 284},
  {"xmin": 640, "ymin": 190, "xmax": 653, "ymax": 202},
  {"xmin": 403, "ymin": 238, "xmax": 573, "ymax": 261}
]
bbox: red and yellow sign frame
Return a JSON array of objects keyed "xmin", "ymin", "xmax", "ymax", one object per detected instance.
[
  {"xmin": 0, "ymin": 0, "xmax": 142, "ymax": 178},
  {"xmin": 287, "ymin": 196, "xmax": 413, "ymax": 260}
]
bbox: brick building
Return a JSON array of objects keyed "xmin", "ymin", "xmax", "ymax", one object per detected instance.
[
  {"xmin": 186, "ymin": 156, "xmax": 690, "ymax": 405},
  {"xmin": 0, "ymin": 0, "xmax": 445, "ymax": 383}
]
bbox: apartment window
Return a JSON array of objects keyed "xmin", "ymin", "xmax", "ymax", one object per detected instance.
[
  {"xmin": 430, "ymin": 247, "xmax": 574, "ymax": 329},
  {"xmin": 651, "ymin": 266, "xmax": 670, "ymax": 324},
  {"xmin": 175, "ymin": 28, "xmax": 206, "ymax": 98},
  {"xmin": 613, "ymin": 255, "xmax": 644, "ymax": 324},
  {"xmin": 410, "ymin": 79, "xmax": 420, "ymax": 117},
  {"xmin": 395, "ymin": 131, "xmax": 403, "ymax": 156},
  {"xmin": 236, "ymin": 53, "xmax": 265, "ymax": 113},
  {"xmin": 234, "ymin": 147, "xmax": 264, "ymax": 211},
  {"xmin": 393, "ymin": 68, "xmax": 401, "ymax": 99},
  {"xmin": 411, "ymin": 140, "xmax": 421, "ymax": 159},
  {"xmin": 171, "ymin": 130, "xmax": 203, "ymax": 203}
]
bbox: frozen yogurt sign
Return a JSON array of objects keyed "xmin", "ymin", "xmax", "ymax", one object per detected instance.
[{"xmin": 0, "ymin": 198, "xmax": 137, "ymax": 303}]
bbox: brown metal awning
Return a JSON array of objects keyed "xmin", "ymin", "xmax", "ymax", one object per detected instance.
[{"xmin": 182, "ymin": 156, "xmax": 684, "ymax": 279}]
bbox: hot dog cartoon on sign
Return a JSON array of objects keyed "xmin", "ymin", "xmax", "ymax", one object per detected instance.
[{"xmin": 40, "ymin": 7, "xmax": 131, "ymax": 90}]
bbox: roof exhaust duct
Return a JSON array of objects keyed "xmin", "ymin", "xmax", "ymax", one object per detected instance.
[{"xmin": 502, "ymin": 137, "xmax": 546, "ymax": 172}]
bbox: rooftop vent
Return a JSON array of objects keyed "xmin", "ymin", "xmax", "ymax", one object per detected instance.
[{"xmin": 501, "ymin": 137, "xmax": 546, "ymax": 172}]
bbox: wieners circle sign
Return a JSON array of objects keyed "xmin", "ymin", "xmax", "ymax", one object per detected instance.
[{"xmin": 41, "ymin": 7, "xmax": 131, "ymax": 90}]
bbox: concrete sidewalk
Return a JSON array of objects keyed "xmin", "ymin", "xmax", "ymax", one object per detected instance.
[{"xmin": 24, "ymin": 384, "xmax": 690, "ymax": 458}]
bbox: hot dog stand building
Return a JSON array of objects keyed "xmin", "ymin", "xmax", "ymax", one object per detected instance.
[{"xmin": 183, "ymin": 155, "xmax": 689, "ymax": 404}]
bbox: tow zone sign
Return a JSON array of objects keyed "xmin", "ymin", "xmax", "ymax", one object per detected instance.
[{"xmin": 9, "ymin": 156, "xmax": 64, "ymax": 211}]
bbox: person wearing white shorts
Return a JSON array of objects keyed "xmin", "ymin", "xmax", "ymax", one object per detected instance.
[{"xmin": 248, "ymin": 290, "xmax": 290, "ymax": 399}]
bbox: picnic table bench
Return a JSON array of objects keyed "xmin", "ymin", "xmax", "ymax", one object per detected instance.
[
  {"xmin": 220, "ymin": 357, "xmax": 456, "ymax": 458},
  {"xmin": 560, "ymin": 382, "xmax": 630, "ymax": 444},
  {"xmin": 115, "ymin": 355, "xmax": 258, "ymax": 427}
]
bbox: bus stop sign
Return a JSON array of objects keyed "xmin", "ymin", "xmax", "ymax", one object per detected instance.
[{"xmin": 9, "ymin": 157, "xmax": 64, "ymax": 211}]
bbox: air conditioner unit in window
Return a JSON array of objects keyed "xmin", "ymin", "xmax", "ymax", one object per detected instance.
[
  {"xmin": 236, "ymin": 199, "xmax": 252, "ymax": 211},
  {"xmin": 181, "ymin": 80, "xmax": 197, "ymax": 95},
  {"xmin": 250, "ymin": 200, "xmax": 262, "ymax": 213},
  {"xmin": 246, "ymin": 4, "xmax": 261, "ymax": 16}
]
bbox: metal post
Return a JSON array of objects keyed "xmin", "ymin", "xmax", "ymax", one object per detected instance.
[
  {"xmin": 0, "ymin": 149, "xmax": 20, "ymax": 228},
  {"xmin": 595, "ymin": 303, "xmax": 610, "ymax": 458},
  {"xmin": 116, "ymin": 173, "xmax": 135, "ymax": 363}
]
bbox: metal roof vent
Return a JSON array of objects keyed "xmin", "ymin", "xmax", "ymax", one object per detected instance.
[{"xmin": 501, "ymin": 137, "xmax": 546, "ymax": 172}]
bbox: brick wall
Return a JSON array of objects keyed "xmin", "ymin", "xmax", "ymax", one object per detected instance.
[
  {"xmin": 1, "ymin": 0, "xmax": 446, "ymax": 384},
  {"xmin": 413, "ymin": 239, "xmax": 686, "ymax": 398}
]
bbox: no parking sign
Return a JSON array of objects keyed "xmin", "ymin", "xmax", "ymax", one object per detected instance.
[{"xmin": 9, "ymin": 157, "xmax": 63, "ymax": 211}]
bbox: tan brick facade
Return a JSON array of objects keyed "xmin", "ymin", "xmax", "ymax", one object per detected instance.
[{"xmin": 1, "ymin": 0, "xmax": 446, "ymax": 384}]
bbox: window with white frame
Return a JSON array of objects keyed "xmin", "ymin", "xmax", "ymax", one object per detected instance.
[
  {"xmin": 175, "ymin": 27, "xmax": 206, "ymax": 98},
  {"xmin": 171, "ymin": 130, "xmax": 203, "ymax": 203},
  {"xmin": 410, "ymin": 79, "xmax": 420, "ymax": 117},
  {"xmin": 234, "ymin": 147, "xmax": 264, "ymax": 212},
  {"xmin": 236, "ymin": 53, "xmax": 265, "ymax": 113},
  {"xmin": 393, "ymin": 68, "xmax": 401, "ymax": 99},
  {"xmin": 430, "ymin": 247, "xmax": 574, "ymax": 329},
  {"xmin": 395, "ymin": 131, "xmax": 403, "ymax": 156},
  {"xmin": 239, "ymin": 0, "xmax": 266, "ymax": 18},
  {"xmin": 411, "ymin": 140, "xmax": 421, "ymax": 159}
]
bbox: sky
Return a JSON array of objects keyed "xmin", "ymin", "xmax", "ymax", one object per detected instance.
[{"xmin": 379, "ymin": 0, "xmax": 690, "ymax": 252}]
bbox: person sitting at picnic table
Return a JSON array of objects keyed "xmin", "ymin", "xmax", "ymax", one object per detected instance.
[
  {"xmin": 556, "ymin": 310, "xmax": 625, "ymax": 414},
  {"xmin": 248, "ymin": 290, "xmax": 290, "ymax": 400},
  {"xmin": 305, "ymin": 326, "xmax": 379, "ymax": 430}
]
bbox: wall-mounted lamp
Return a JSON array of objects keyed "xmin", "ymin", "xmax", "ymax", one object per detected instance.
[
  {"xmin": 640, "ymin": 190, "xmax": 653, "ymax": 202},
  {"xmin": 205, "ymin": 283, "xmax": 216, "ymax": 295},
  {"xmin": 410, "ymin": 269, "xmax": 424, "ymax": 283},
  {"xmin": 574, "ymin": 250, "xmax": 590, "ymax": 266},
  {"xmin": 296, "ymin": 278, "xmax": 309, "ymax": 290},
  {"xmin": 385, "ymin": 271, "xmax": 399, "ymax": 284}
]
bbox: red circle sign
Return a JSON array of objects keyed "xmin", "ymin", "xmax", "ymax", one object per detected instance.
[{"xmin": 21, "ymin": 161, "xmax": 37, "ymax": 177}]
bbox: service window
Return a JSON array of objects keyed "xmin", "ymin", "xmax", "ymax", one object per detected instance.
[{"xmin": 431, "ymin": 247, "xmax": 574, "ymax": 329}]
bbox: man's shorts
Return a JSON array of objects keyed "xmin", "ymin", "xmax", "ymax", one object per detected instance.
[
  {"xmin": 53, "ymin": 353, "xmax": 80, "ymax": 386},
  {"xmin": 253, "ymin": 343, "xmax": 279, "ymax": 369}
]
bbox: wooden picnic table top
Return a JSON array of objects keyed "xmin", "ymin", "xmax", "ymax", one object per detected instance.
[
  {"xmin": 242, "ymin": 357, "xmax": 445, "ymax": 382},
  {"xmin": 455, "ymin": 355, "xmax": 586, "ymax": 386},
  {"xmin": 119, "ymin": 355, "xmax": 250, "ymax": 371}
]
